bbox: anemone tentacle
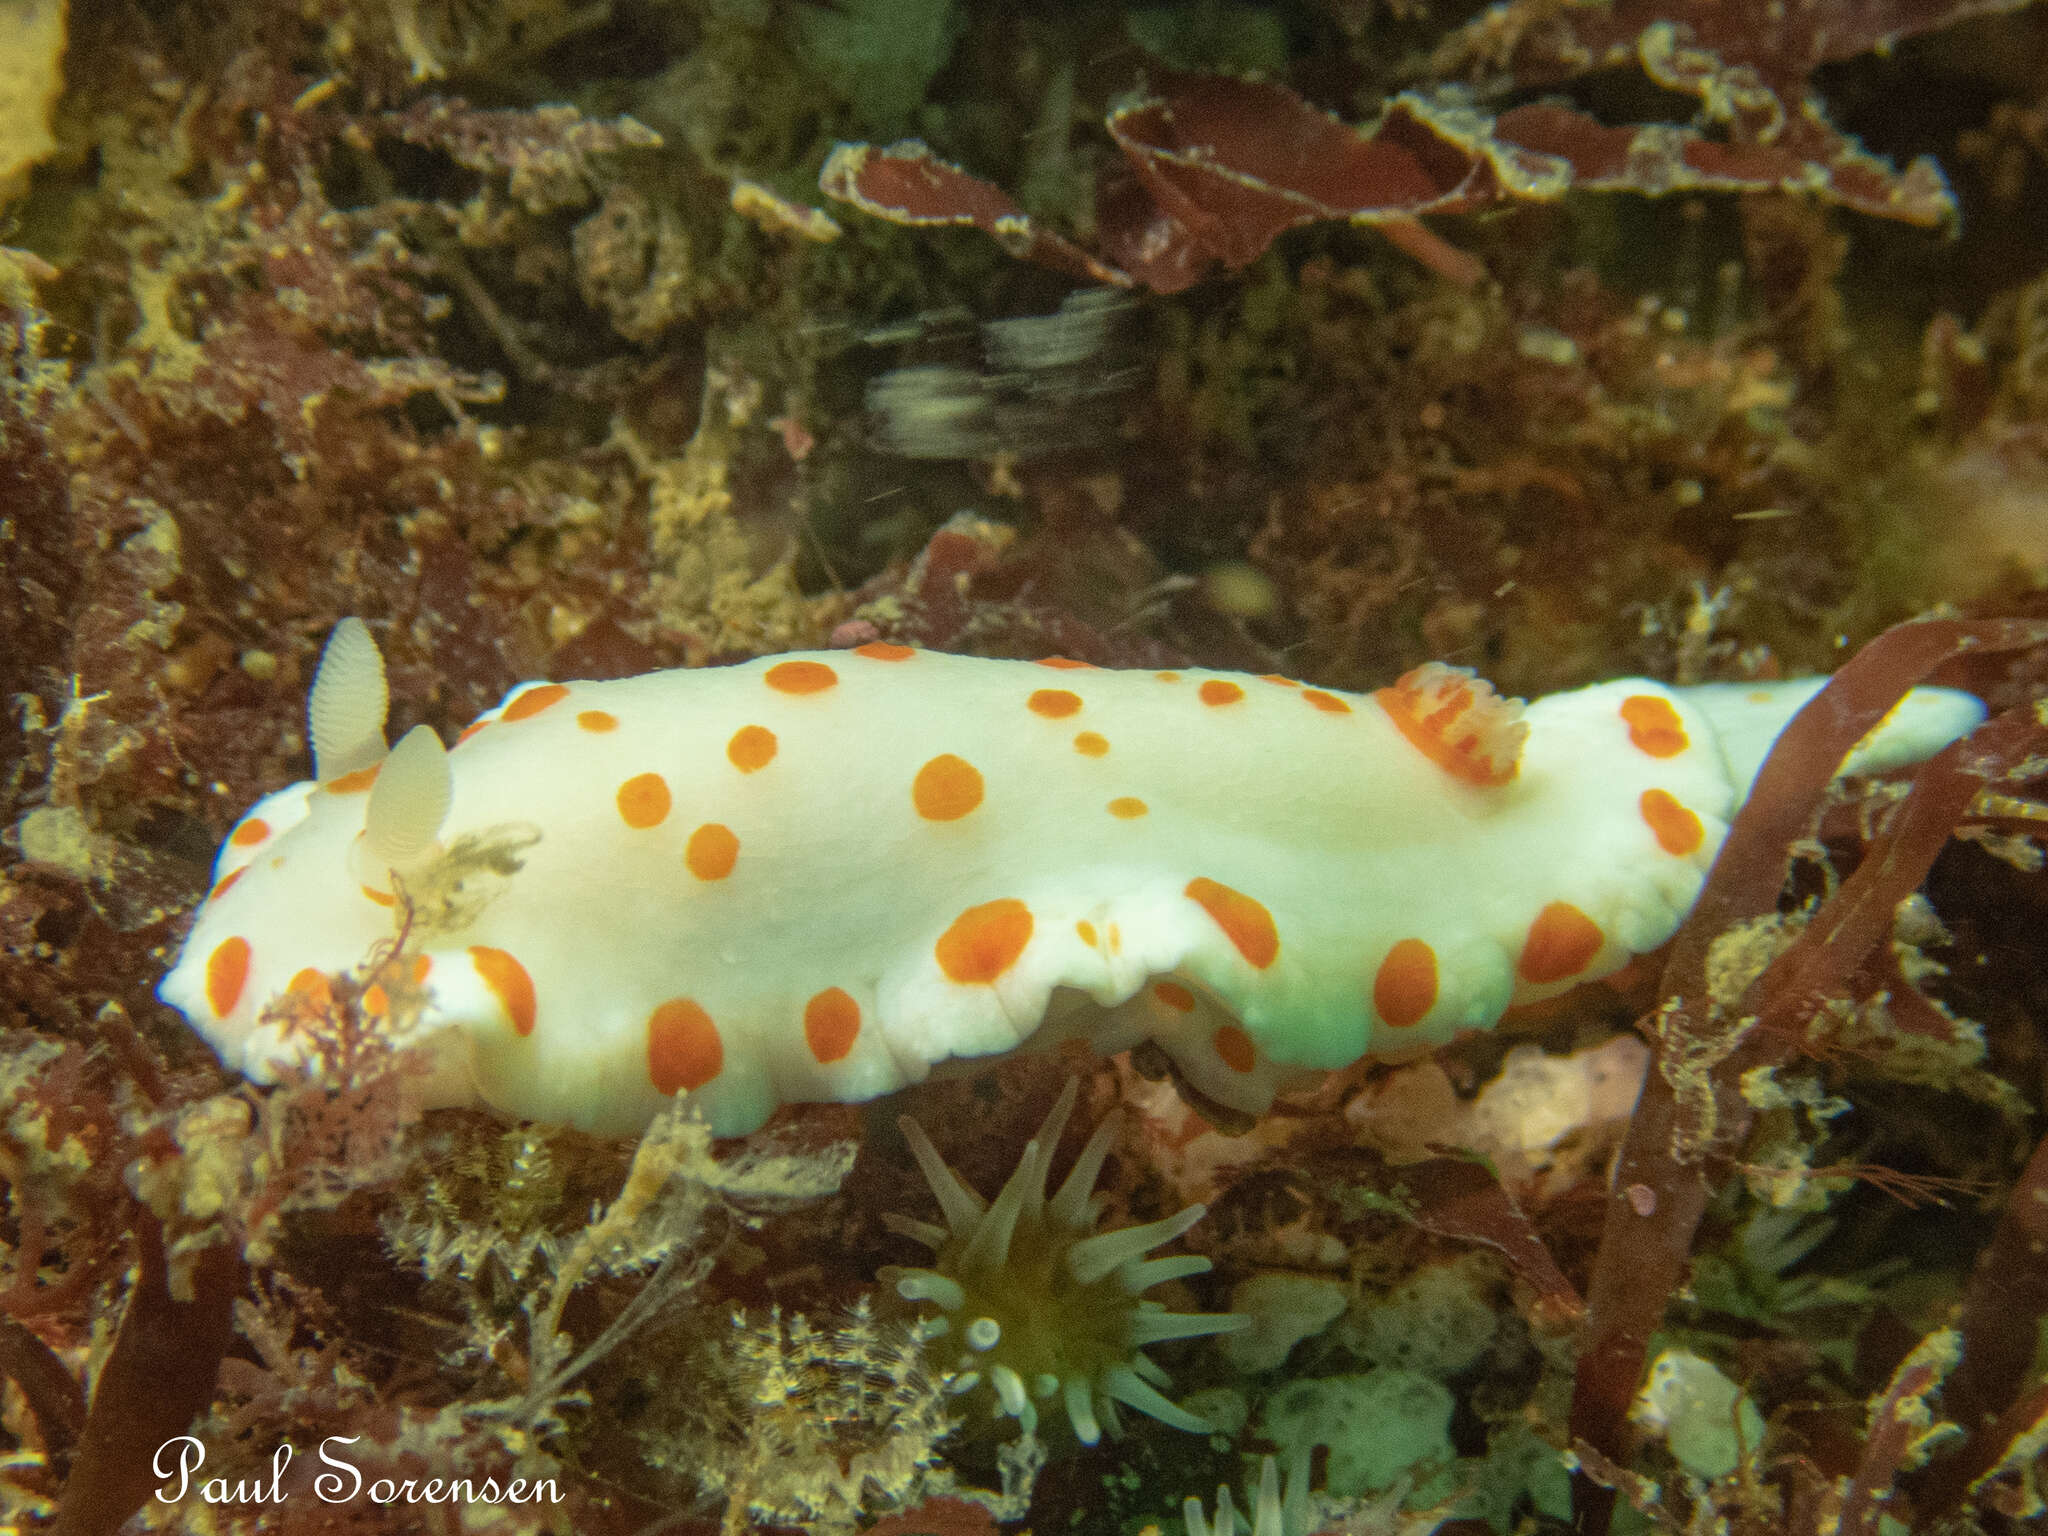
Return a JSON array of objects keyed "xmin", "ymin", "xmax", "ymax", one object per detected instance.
[
  {"xmin": 1184, "ymin": 1455, "xmax": 1307, "ymax": 1536},
  {"xmin": 884, "ymin": 1079, "xmax": 1247, "ymax": 1444}
]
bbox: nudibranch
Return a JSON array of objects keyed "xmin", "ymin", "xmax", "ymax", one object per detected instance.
[{"xmin": 159, "ymin": 619, "xmax": 1984, "ymax": 1136}]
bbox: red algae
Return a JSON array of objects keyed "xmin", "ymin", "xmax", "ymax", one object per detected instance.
[{"xmin": 2, "ymin": 0, "xmax": 2047, "ymax": 1530}]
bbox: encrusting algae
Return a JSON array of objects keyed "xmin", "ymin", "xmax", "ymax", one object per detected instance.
[{"xmin": 3, "ymin": 0, "xmax": 2048, "ymax": 1532}]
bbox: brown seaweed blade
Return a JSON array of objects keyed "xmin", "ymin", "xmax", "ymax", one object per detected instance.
[
  {"xmin": 51, "ymin": 1216, "xmax": 243, "ymax": 1536},
  {"xmin": 1914, "ymin": 1128, "xmax": 2048, "ymax": 1517},
  {"xmin": 1569, "ymin": 616, "xmax": 2048, "ymax": 1536},
  {"xmin": 1839, "ymin": 1332, "xmax": 1962, "ymax": 1536},
  {"xmin": 1397, "ymin": 1157, "xmax": 1584, "ymax": 1327},
  {"xmin": 1437, "ymin": 0, "xmax": 2039, "ymax": 227},
  {"xmin": 1455, "ymin": 0, "xmax": 2041, "ymax": 96},
  {"xmin": 0, "ymin": 1311, "xmax": 85, "ymax": 1458}
]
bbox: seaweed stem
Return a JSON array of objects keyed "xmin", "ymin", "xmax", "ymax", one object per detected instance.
[
  {"xmin": 1569, "ymin": 616, "xmax": 2048, "ymax": 1536},
  {"xmin": 1913, "ymin": 1127, "xmax": 2048, "ymax": 1517},
  {"xmin": 0, "ymin": 1310, "xmax": 85, "ymax": 1456}
]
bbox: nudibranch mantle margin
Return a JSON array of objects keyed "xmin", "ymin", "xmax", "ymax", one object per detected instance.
[{"xmin": 158, "ymin": 620, "xmax": 1984, "ymax": 1136}]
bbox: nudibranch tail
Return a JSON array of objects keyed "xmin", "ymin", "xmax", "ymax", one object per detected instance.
[{"xmin": 1678, "ymin": 678, "xmax": 1987, "ymax": 791}]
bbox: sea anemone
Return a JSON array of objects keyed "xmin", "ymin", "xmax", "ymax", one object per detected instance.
[
  {"xmin": 885, "ymin": 1079, "xmax": 1247, "ymax": 1444},
  {"xmin": 1185, "ymin": 1456, "xmax": 1306, "ymax": 1536}
]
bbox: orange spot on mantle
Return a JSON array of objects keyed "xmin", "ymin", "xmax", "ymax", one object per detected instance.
[
  {"xmin": 323, "ymin": 764, "xmax": 380, "ymax": 794},
  {"xmin": 1620, "ymin": 694, "xmax": 1688, "ymax": 758},
  {"xmin": 766, "ymin": 659, "xmax": 838, "ymax": 695},
  {"xmin": 686, "ymin": 822, "xmax": 740, "ymax": 879},
  {"xmin": 470, "ymin": 946, "xmax": 537, "ymax": 1036},
  {"xmin": 804, "ymin": 987, "xmax": 861, "ymax": 1063},
  {"xmin": 1199, "ymin": 679, "xmax": 1245, "ymax": 707},
  {"xmin": 617, "ymin": 773, "xmax": 672, "ymax": 829},
  {"xmin": 287, "ymin": 967, "xmax": 333, "ymax": 1007},
  {"xmin": 854, "ymin": 641, "xmax": 914, "ymax": 660},
  {"xmin": 914, "ymin": 754, "xmax": 984, "ymax": 821},
  {"xmin": 1028, "ymin": 688, "xmax": 1082, "ymax": 718},
  {"xmin": 1640, "ymin": 789, "xmax": 1704, "ymax": 855},
  {"xmin": 936, "ymin": 899, "xmax": 1033, "ymax": 983},
  {"xmin": 1374, "ymin": 938, "xmax": 1438, "ymax": 1028},
  {"xmin": 229, "ymin": 818, "xmax": 271, "ymax": 848},
  {"xmin": 727, "ymin": 724, "xmax": 777, "ymax": 773},
  {"xmin": 504, "ymin": 683, "xmax": 569, "ymax": 722},
  {"xmin": 1517, "ymin": 902, "xmax": 1604, "ymax": 985},
  {"xmin": 206, "ymin": 937, "xmax": 251, "ymax": 1017},
  {"xmin": 1185, "ymin": 877, "xmax": 1278, "ymax": 969},
  {"xmin": 647, "ymin": 998, "xmax": 722, "ymax": 1093}
]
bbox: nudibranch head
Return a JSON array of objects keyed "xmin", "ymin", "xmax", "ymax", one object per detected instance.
[
  {"xmin": 160, "ymin": 618, "xmax": 479, "ymax": 1101},
  {"xmin": 885, "ymin": 1080, "xmax": 1247, "ymax": 1445}
]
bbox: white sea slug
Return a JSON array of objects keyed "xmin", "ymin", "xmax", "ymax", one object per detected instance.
[{"xmin": 158, "ymin": 619, "xmax": 1985, "ymax": 1136}]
